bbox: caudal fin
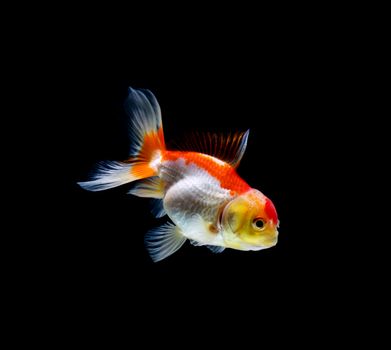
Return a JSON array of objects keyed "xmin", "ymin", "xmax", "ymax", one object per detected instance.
[{"xmin": 78, "ymin": 87, "xmax": 165, "ymax": 192}]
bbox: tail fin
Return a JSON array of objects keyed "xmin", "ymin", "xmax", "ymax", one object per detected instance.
[{"xmin": 78, "ymin": 87, "xmax": 165, "ymax": 192}]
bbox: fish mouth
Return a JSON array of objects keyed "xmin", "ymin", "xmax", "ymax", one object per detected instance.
[
  {"xmin": 241, "ymin": 234, "xmax": 278, "ymax": 251},
  {"xmin": 268, "ymin": 228, "xmax": 279, "ymax": 244},
  {"xmin": 259, "ymin": 232, "xmax": 278, "ymax": 248},
  {"xmin": 249, "ymin": 240, "xmax": 277, "ymax": 251},
  {"xmin": 264, "ymin": 237, "xmax": 278, "ymax": 247}
]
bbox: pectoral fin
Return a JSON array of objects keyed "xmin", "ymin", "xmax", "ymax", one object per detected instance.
[
  {"xmin": 190, "ymin": 240, "xmax": 225, "ymax": 253},
  {"xmin": 206, "ymin": 245, "xmax": 225, "ymax": 253},
  {"xmin": 144, "ymin": 223, "xmax": 186, "ymax": 262}
]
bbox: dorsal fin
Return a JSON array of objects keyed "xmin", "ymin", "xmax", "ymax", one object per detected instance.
[{"xmin": 174, "ymin": 130, "xmax": 249, "ymax": 168}]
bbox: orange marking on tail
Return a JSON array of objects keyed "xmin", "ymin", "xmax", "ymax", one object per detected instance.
[
  {"xmin": 130, "ymin": 163, "xmax": 156, "ymax": 179},
  {"xmin": 139, "ymin": 127, "xmax": 165, "ymax": 162},
  {"xmin": 163, "ymin": 151, "xmax": 250, "ymax": 194},
  {"xmin": 130, "ymin": 126, "xmax": 165, "ymax": 179}
]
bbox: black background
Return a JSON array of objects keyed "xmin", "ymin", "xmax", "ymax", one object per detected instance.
[
  {"xmin": 19, "ymin": 10, "xmax": 374, "ymax": 344},
  {"xmin": 51, "ymin": 53, "xmax": 339, "ymax": 309}
]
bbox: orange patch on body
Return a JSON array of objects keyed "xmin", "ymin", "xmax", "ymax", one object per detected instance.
[{"xmin": 163, "ymin": 151, "xmax": 250, "ymax": 194}]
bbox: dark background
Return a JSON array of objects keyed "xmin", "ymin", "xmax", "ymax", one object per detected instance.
[
  {"xmin": 50, "ymin": 52, "xmax": 340, "ymax": 306},
  {"xmin": 20, "ymin": 11, "xmax": 374, "ymax": 344}
]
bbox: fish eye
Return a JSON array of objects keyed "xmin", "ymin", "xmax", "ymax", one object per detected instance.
[{"xmin": 252, "ymin": 218, "xmax": 265, "ymax": 230}]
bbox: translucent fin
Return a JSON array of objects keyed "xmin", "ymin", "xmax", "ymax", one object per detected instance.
[
  {"xmin": 127, "ymin": 177, "xmax": 164, "ymax": 198},
  {"xmin": 78, "ymin": 87, "xmax": 166, "ymax": 192},
  {"xmin": 190, "ymin": 240, "xmax": 225, "ymax": 253},
  {"xmin": 176, "ymin": 130, "xmax": 249, "ymax": 168},
  {"xmin": 77, "ymin": 161, "xmax": 134, "ymax": 191},
  {"xmin": 125, "ymin": 87, "xmax": 165, "ymax": 160},
  {"xmin": 150, "ymin": 199, "xmax": 166, "ymax": 218},
  {"xmin": 127, "ymin": 176, "xmax": 166, "ymax": 217},
  {"xmin": 206, "ymin": 245, "xmax": 225, "ymax": 253},
  {"xmin": 145, "ymin": 223, "xmax": 186, "ymax": 262}
]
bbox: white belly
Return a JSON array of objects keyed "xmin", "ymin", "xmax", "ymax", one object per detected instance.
[{"xmin": 159, "ymin": 159, "xmax": 233, "ymax": 245}]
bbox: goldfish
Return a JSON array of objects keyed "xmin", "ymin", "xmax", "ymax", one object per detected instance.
[{"xmin": 78, "ymin": 87, "xmax": 279, "ymax": 262}]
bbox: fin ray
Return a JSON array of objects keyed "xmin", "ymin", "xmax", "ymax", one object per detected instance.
[
  {"xmin": 145, "ymin": 223, "xmax": 186, "ymax": 262},
  {"xmin": 150, "ymin": 199, "xmax": 166, "ymax": 218},
  {"xmin": 206, "ymin": 245, "xmax": 225, "ymax": 253},
  {"xmin": 127, "ymin": 177, "xmax": 164, "ymax": 198},
  {"xmin": 78, "ymin": 87, "xmax": 166, "ymax": 192},
  {"xmin": 77, "ymin": 161, "xmax": 133, "ymax": 191},
  {"xmin": 125, "ymin": 87, "xmax": 165, "ymax": 160},
  {"xmin": 174, "ymin": 130, "xmax": 249, "ymax": 168}
]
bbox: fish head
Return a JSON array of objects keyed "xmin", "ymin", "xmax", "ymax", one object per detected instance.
[{"xmin": 221, "ymin": 189, "xmax": 279, "ymax": 251}]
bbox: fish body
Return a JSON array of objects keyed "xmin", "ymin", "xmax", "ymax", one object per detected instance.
[
  {"xmin": 78, "ymin": 88, "xmax": 279, "ymax": 262},
  {"xmin": 159, "ymin": 152, "xmax": 243, "ymax": 246}
]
